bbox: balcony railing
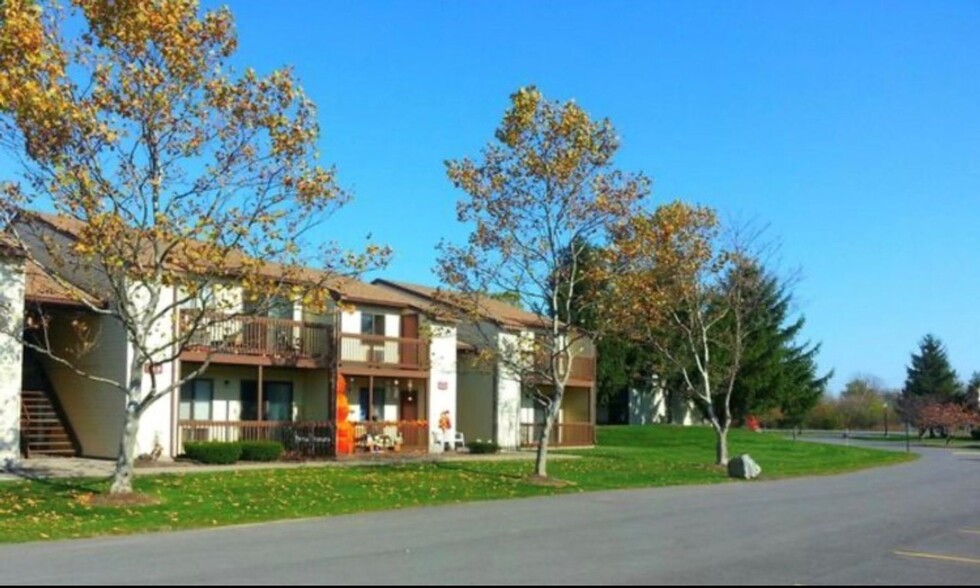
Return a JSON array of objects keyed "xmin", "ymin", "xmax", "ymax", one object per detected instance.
[
  {"xmin": 179, "ymin": 311, "xmax": 333, "ymax": 360},
  {"xmin": 338, "ymin": 333, "xmax": 429, "ymax": 371},
  {"xmin": 177, "ymin": 420, "xmax": 335, "ymax": 458},
  {"xmin": 519, "ymin": 422, "xmax": 595, "ymax": 447}
]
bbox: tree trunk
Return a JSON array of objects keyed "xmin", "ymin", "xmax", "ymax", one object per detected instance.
[
  {"xmin": 534, "ymin": 411, "xmax": 554, "ymax": 478},
  {"xmin": 715, "ymin": 426, "xmax": 729, "ymax": 466},
  {"xmin": 110, "ymin": 400, "xmax": 140, "ymax": 494}
]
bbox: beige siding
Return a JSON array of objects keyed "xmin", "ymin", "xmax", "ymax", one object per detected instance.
[
  {"xmin": 41, "ymin": 311, "xmax": 128, "ymax": 458},
  {"xmin": 456, "ymin": 356, "xmax": 494, "ymax": 442},
  {"xmin": 179, "ymin": 363, "xmax": 331, "ymax": 422},
  {"xmin": 562, "ymin": 386, "xmax": 591, "ymax": 423}
]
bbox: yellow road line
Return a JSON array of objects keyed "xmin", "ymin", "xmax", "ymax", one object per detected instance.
[
  {"xmin": 894, "ymin": 550, "xmax": 980, "ymax": 565},
  {"xmin": 959, "ymin": 529, "xmax": 980, "ymax": 535}
]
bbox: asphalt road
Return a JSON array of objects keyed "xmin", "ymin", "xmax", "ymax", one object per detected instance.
[{"xmin": 2, "ymin": 438, "xmax": 979, "ymax": 585}]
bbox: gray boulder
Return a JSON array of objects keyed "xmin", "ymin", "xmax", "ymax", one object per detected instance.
[{"xmin": 727, "ymin": 454, "xmax": 762, "ymax": 479}]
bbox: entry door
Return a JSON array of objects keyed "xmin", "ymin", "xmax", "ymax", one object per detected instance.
[
  {"xmin": 400, "ymin": 314, "xmax": 419, "ymax": 367},
  {"xmin": 399, "ymin": 392, "xmax": 418, "ymax": 422}
]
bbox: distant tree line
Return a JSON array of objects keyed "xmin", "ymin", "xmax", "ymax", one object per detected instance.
[{"xmin": 802, "ymin": 335, "xmax": 979, "ymax": 443}]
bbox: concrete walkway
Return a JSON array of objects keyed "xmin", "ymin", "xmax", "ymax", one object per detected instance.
[{"xmin": 0, "ymin": 449, "xmax": 578, "ymax": 482}]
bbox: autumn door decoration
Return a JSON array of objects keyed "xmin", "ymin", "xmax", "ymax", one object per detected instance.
[{"xmin": 438, "ymin": 410, "xmax": 452, "ymax": 449}]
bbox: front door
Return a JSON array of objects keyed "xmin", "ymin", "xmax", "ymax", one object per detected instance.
[{"xmin": 399, "ymin": 391, "xmax": 418, "ymax": 422}]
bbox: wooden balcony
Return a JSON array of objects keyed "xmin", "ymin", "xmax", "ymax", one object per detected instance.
[
  {"xmin": 338, "ymin": 333, "xmax": 429, "ymax": 372},
  {"xmin": 177, "ymin": 420, "xmax": 335, "ymax": 458},
  {"xmin": 179, "ymin": 311, "xmax": 333, "ymax": 366},
  {"xmin": 519, "ymin": 422, "xmax": 595, "ymax": 447}
]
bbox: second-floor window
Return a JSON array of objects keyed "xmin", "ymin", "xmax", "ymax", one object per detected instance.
[
  {"xmin": 361, "ymin": 313, "xmax": 386, "ymax": 336},
  {"xmin": 244, "ymin": 294, "xmax": 293, "ymax": 319},
  {"xmin": 180, "ymin": 283, "xmax": 214, "ymax": 311}
]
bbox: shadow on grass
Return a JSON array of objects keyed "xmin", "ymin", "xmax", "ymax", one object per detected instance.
[
  {"xmin": 3, "ymin": 466, "xmax": 107, "ymax": 494},
  {"xmin": 431, "ymin": 460, "xmax": 528, "ymax": 481}
]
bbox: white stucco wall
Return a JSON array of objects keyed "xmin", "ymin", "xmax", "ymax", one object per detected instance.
[
  {"xmin": 496, "ymin": 331, "xmax": 524, "ymax": 449},
  {"xmin": 427, "ymin": 323, "xmax": 457, "ymax": 451},
  {"xmin": 629, "ymin": 382, "xmax": 701, "ymax": 426},
  {"xmin": 0, "ymin": 257, "xmax": 25, "ymax": 465},
  {"xmin": 131, "ymin": 283, "xmax": 177, "ymax": 459}
]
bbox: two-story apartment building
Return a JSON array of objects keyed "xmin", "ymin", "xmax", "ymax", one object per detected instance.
[
  {"xmin": 373, "ymin": 280, "xmax": 597, "ymax": 450},
  {"xmin": 0, "ymin": 214, "xmax": 459, "ymax": 464}
]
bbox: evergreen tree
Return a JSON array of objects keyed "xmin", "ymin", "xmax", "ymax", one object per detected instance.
[
  {"xmin": 903, "ymin": 335, "xmax": 960, "ymax": 401},
  {"xmin": 723, "ymin": 263, "xmax": 831, "ymax": 426},
  {"xmin": 558, "ymin": 240, "xmax": 656, "ymax": 423}
]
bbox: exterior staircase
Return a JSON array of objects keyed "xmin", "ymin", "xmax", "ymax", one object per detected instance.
[{"xmin": 20, "ymin": 352, "xmax": 79, "ymax": 458}]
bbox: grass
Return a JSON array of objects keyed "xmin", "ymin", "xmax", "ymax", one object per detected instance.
[{"xmin": 0, "ymin": 426, "xmax": 915, "ymax": 544}]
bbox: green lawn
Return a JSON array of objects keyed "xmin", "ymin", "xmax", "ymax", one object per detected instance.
[{"xmin": 0, "ymin": 426, "xmax": 915, "ymax": 543}]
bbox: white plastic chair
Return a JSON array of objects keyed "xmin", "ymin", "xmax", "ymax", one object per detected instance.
[{"xmin": 454, "ymin": 431, "xmax": 465, "ymax": 451}]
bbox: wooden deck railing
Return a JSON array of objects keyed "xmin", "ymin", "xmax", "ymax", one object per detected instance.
[
  {"xmin": 519, "ymin": 422, "xmax": 595, "ymax": 447},
  {"xmin": 349, "ymin": 421, "xmax": 430, "ymax": 453},
  {"xmin": 177, "ymin": 420, "xmax": 335, "ymax": 458},
  {"xmin": 338, "ymin": 334, "xmax": 429, "ymax": 370},
  {"xmin": 179, "ymin": 311, "xmax": 333, "ymax": 360}
]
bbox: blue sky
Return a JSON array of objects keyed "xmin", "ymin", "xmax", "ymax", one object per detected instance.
[{"xmin": 17, "ymin": 1, "xmax": 980, "ymax": 393}]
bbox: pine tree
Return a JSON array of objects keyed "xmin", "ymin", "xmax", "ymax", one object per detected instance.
[
  {"xmin": 903, "ymin": 335, "xmax": 960, "ymax": 401},
  {"xmin": 725, "ymin": 264, "xmax": 831, "ymax": 427}
]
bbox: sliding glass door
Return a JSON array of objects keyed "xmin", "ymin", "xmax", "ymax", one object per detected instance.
[{"xmin": 241, "ymin": 381, "xmax": 294, "ymax": 421}]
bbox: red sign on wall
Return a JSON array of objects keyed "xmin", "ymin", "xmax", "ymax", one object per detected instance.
[
  {"xmin": 437, "ymin": 381, "xmax": 448, "ymax": 391},
  {"xmin": 143, "ymin": 363, "xmax": 163, "ymax": 375}
]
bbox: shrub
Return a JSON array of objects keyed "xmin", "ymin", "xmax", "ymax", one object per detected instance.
[
  {"xmin": 240, "ymin": 441, "xmax": 284, "ymax": 462},
  {"xmin": 971, "ymin": 428, "xmax": 980, "ymax": 441},
  {"xmin": 467, "ymin": 439, "xmax": 501, "ymax": 454},
  {"xmin": 184, "ymin": 441, "xmax": 242, "ymax": 464}
]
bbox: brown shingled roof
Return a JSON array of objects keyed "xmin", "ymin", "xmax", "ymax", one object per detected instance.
[
  {"xmin": 24, "ymin": 261, "xmax": 103, "ymax": 307},
  {"xmin": 15, "ymin": 211, "xmax": 419, "ymax": 312},
  {"xmin": 372, "ymin": 279, "xmax": 548, "ymax": 330}
]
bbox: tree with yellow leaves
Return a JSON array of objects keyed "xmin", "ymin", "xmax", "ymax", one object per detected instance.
[
  {"xmin": 0, "ymin": 0, "xmax": 386, "ymax": 493},
  {"xmin": 438, "ymin": 86, "xmax": 647, "ymax": 478},
  {"xmin": 604, "ymin": 202, "xmax": 761, "ymax": 466}
]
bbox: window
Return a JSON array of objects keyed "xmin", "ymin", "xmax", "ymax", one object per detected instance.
[
  {"xmin": 179, "ymin": 283, "xmax": 214, "ymax": 310},
  {"xmin": 361, "ymin": 313, "xmax": 386, "ymax": 336},
  {"xmin": 179, "ymin": 379, "xmax": 213, "ymax": 420},
  {"xmin": 242, "ymin": 294, "xmax": 294, "ymax": 318},
  {"xmin": 358, "ymin": 386, "xmax": 387, "ymax": 421},
  {"xmin": 240, "ymin": 381, "xmax": 294, "ymax": 421},
  {"xmin": 267, "ymin": 296, "xmax": 294, "ymax": 320}
]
